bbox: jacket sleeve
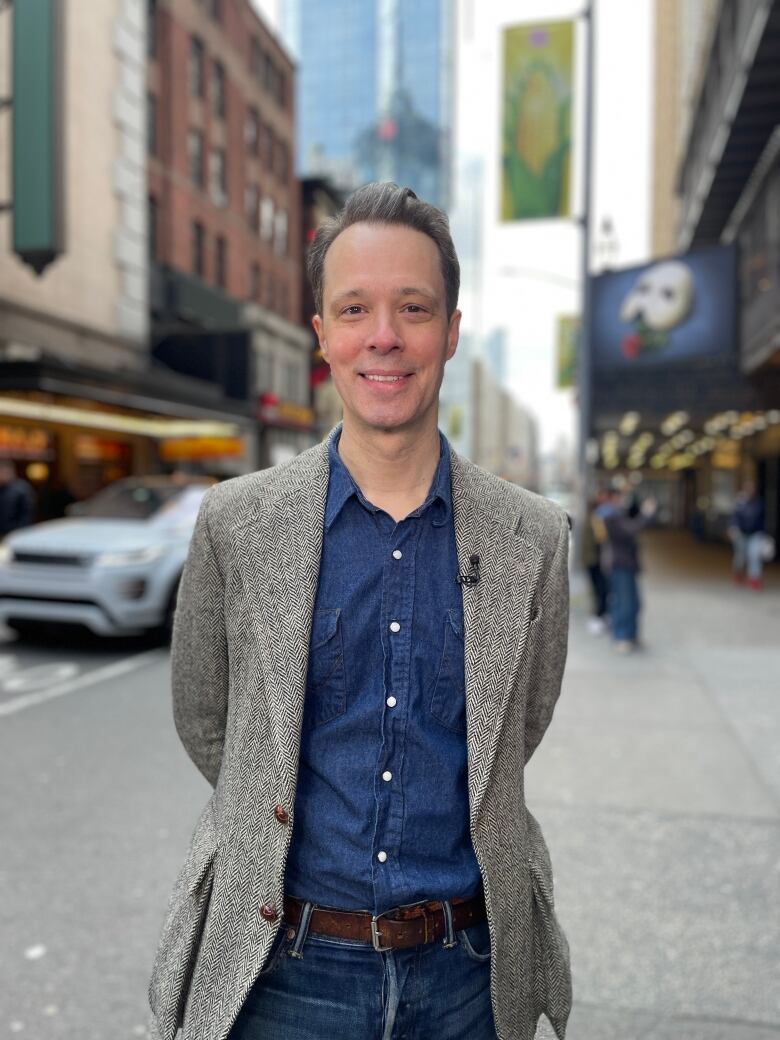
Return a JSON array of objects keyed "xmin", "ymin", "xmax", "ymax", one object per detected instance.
[
  {"xmin": 171, "ymin": 487, "xmax": 229, "ymax": 787},
  {"xmin": 524, "ymin": 511, "xmax": 570, "ymax": 766}
]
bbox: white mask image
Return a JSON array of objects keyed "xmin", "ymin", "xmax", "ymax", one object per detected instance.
[{"xmin": 620, "ymin": 260, "xmax": 695, "ymax": 332}]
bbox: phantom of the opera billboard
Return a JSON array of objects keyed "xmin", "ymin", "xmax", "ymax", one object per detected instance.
[{"xmin": 588, "ymin": 244, "xmax": 757, "ymax": 422}]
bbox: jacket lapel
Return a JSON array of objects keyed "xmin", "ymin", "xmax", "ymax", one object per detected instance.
[
  {"xmin": 450, "ymin": 452, "xmax": 544, "ymax": 826},
  {"xmin": 239, "ymin": 443, "xmax": 329, "ymax": 789}
]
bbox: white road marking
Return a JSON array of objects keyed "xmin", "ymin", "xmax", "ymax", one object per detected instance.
[
  {"xmin": 2, "ymin": 662, "xmax": 79, "ymax": 693},
  {"xmin": 0, "ymin": 650, "xmax": 165, "ymax": 718},
  {"xmin": 24, "ymin": 945, "xmax": 46, "ymax": 960}
]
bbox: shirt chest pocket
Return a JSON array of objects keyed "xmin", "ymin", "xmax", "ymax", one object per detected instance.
[
  {"xmin": 306, "ymin": 608, "xmax": 348, "ymax": 727},
  {"xmin": 428, "ymin": 608, "xmax": 467, "ymax": 734}
]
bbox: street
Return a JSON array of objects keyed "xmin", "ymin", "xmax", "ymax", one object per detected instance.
[{"xmin": 1, "ymin": 532, "xmax": 779, "ymax": 1039}]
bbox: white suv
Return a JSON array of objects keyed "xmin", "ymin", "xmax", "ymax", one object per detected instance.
[{"xmin": 0, "ymin": 477, "xmax": 214, "ymax": 637}]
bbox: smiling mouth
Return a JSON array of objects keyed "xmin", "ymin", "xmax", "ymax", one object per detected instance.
[{"xmin": 360, "ymin": 373, "xmax": 411, "ymax": 383}]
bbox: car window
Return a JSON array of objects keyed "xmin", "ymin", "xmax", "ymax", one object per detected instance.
[
  {"xmin": 152, "ymin": 486, "xmax": 210, "ymax": 527},
  {"xmin": 77, "ymin": 483, "xmax": 184, "ymax": 520}
]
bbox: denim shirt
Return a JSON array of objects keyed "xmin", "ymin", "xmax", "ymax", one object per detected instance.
[{"xmin": 284, "ymin": 429, "xmax": 482, "ymax": 914}]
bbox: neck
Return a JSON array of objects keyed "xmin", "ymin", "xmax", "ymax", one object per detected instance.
[{"xmin": 337, "ymin": 417, "xmax": 442, "ymax": 522}]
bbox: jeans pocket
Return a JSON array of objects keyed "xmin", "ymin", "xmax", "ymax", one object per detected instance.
[
  {"xmin": 457, "ymin": 921, "xmax": 492, "ymax": 963},
  {"xmin": 307, "ymin": 609, "xmax": 348, "ymax": 727},
  {"xmin": 256, "ymin": 927, "xmax": 292, "ymax": 979},
  {"xmin": 428, "ymin": 609, "xmax": 467, "ymax": 734}
]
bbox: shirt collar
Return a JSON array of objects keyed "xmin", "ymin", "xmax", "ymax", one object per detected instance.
[{"xmin": 325, "ymin": 425, "xmax": 452, "ymax": 531}]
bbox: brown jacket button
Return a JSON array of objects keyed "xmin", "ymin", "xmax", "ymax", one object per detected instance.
[
  {"xmin": 260, "ymin": 904, "xmax": 278, "ymax": 922},
  {"xmin": 274, "ymin": 805, "xmax": 289, "ymax": 824}
]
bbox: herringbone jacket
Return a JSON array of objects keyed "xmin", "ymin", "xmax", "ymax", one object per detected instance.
[{"xmin": 148, "ymin": 439, "xmax": 572, "ymax": 1040}]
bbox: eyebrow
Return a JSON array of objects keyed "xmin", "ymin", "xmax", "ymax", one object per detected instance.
[{"xmin": 329, "ymin": 286, "xmax": 439, "ymax": 309}]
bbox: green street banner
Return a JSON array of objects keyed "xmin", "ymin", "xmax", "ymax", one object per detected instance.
[
  {"xmin": 501, "ymin": 21, "xmax": 573, "ymax": 221},
  {"xmin": 556, "ymin": 314, "xmax": 579, "ymax": 388}
]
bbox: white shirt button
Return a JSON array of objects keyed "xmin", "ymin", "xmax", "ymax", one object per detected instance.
[
  {"xmin": 386, "ymin": 696, "xmax": 397, "ymax": 708},
  {"xmin": 389, "ymin": 621, "xmax": 401, "ymax": 633},
  {"xmin": 382, "ymin": 770, "xmax": 392, "ymax": 782},
  {"xmin": 377, "ymin": 850, "xmax": 388, "ymax": 863},
  {"xmin": 392, "ymin": 549, "xmax": 403, "ymax": 560}
]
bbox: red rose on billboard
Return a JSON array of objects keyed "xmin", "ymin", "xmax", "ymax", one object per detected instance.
[{"xmin": 621, "ymin": 333, "xmax": 641, "ymax": 359}]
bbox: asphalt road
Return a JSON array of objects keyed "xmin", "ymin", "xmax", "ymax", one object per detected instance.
[{"xmin": 0, "ymin": 627, "xmax": 209, "ymax": 1040}]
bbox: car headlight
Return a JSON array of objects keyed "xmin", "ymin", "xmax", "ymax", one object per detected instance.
[{"xmin": 95, "ymin": 545, "xmax": 166, "ymax": 568}]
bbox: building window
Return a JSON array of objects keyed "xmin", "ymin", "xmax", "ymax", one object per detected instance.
[
  {"xmin": 250, "ymin": 262, "xmax": 261, "ymax": 301},
  {"xmin": 188, "ymin": 129, "xmax": 204, "ymax": 187},
  {"xmin": 189, "ymin": 36, "xmax": 205, "ymax": 98},
  {"xmin": 258, "ymin": 351, "xmax": 274, "ymax": 391},
  {"xmin": 211, "ymin": 61, "xmax": 226, "ymax": 119},
  {"xmin": 147, "ymin": 92, "xmax": 157, "ymax": 155},
  {"xmin": 284, "ymin": 360, "xmax": 299, "ymax": 401},
  {"xmin": 250, "ymin": 38, "xmax": 263, "ymax": 79},
  {"xmin": 260, "ymin": 196, "xmax": 274, "ymax": 242},
  {"xmin": 245, "ymin": 183, "xmax": 260, "ymax": 232},
  {"xmin": 263, "ymin": 124, "xmax": 275, "ymax": 169},
  {"xmin": 215, "ymin": 235, "xmax": 227, "ymax": 289},
  {"xmin": 192, "ymin": 221, "xmax": 205, "ymax": 277},
  {"xmin": 148, "ymin": 195, "xmax": 158, "ymax": 260},
  {"xmin": 148, "ymin": 0, "xmax": 158, "ymax": 59},
  {"xmin": 209, "ymin": 148, "xmax": 227, "ymax": 207},
  {"xmin": 245, "ymin": 106, "xmax": 259, "ymax": 155},
  {"xmin": 208, "ymin": 0, "xmax": 221, "ymax": 21},
  {"xmin": 274, "ymin": 209, "xmax": 288, "ymax": 256}
]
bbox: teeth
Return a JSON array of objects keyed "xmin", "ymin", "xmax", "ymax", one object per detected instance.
[{"xmin": 365, "ymin": 375, "xmax": 404, "ymax": 382}]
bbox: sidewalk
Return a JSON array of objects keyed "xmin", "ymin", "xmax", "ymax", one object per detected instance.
[{"xmin": 529, "ymin": 530, "xmax": 780, "ymax": 1040}]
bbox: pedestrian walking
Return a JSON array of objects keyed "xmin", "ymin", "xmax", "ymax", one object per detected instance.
[
  {"xmin": 149, "ymin": 183, "xmax": 572, "ymax": 1040},
  {"xmin": 729, "ymin": 482, "xmax": 766, "ymax": 590},
  {"xmin": 603, "ymin": 492, "xmax": 657, "ymax": 653},
  {"xmin": 583, "ymin": 490, "xmax": 609, "ymax": 634},
  {"xmin": 0, "ymin": 460, "xmax": 36, "ymax": 538}
]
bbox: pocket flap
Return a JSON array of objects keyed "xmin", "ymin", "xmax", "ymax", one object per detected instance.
[{"xmin": 311, "ymin": 608, "xmax": 340, "ymax": 649}]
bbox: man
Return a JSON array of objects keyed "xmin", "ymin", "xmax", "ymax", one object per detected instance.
[
  {"xmin": 0, "ymin": 460, "xmax": 36, "ymax": 538},
  {"xmin": 729, "ymin": 481, "xmax": 766, "ymax": 590},
  {"xmin": 149, "ymin": 184, "xmax": 571, "ymax": 1040}
]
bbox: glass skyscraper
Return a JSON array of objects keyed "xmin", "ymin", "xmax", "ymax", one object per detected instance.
[{"xmin": 280, "ymin": 0, "xmax": 454, "ymax": 209}]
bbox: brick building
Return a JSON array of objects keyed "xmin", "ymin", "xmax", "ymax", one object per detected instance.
[
  {"xmin": 148, "ymin": 0, "xmax": 316, "ymax": 467},
  {"xmin": 147, "ymin": 0, "xmax": 301, "ymax": 331}
]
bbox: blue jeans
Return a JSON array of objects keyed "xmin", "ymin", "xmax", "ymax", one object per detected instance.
[
  {"xmin": 609, "ymin": 567, "xmax": 640, "ymax": 641},
  {"xmin": 227, "ymin": 905, "xmax": 497, "ymax": 1040},
  {"xmin": 732, "ymin": 530, "xmax": 764, "ymax": 580}
]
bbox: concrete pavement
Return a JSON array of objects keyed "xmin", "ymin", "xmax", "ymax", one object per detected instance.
[{"xmin": 529, "ymin": 531, "xmax": 780, "ymax": 1039}]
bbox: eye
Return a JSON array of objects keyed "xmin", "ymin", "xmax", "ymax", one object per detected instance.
[
  {"xmin": 403, "ymin": 303, "xmax": 428, "ymax": 314},
  {"xmin": 341, "ymin": 305, "xmax": 365, "ymax": 316}
]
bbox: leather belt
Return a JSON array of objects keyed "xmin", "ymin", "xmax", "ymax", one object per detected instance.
[{"xmin": 283, "ymin": 890, "xmax": 486, "ymax": 952}]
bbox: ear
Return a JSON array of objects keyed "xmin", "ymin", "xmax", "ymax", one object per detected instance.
[
  {"xmin": 312, "ymin": 314, "xmax": 330, "ymax": 364},
  {"xmin": 445, "ymin": 309, "xmax": 461, "ymax": 361}
]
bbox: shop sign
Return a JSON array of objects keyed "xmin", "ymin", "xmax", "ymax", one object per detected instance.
[
  {"xmin": 160, "ymin": 437, "xmax": 245, "ymax": 461},
  {"xmin": 75, "ymin": 436, "xmax": 128, "ymax": 462},
  {"xmin": 257, "ymin": 393, "xmax": 315, "ymax": 429},
  {"xmin": 0, "ymin": 424, "xmax": 54, "ymax": 459}
]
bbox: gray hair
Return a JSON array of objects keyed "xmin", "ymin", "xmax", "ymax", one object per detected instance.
[{"xmin": 307, "ymin": 182, "xmax": 460, "ymax": 318}]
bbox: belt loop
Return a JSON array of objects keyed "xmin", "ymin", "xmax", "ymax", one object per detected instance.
[
  {"xmin": 289, "ymin": 900, "xmax": 314, "ymax": 959},
  {"xmin": 442, "ymin": 899, "xmax": 458, "ymax": 949}
]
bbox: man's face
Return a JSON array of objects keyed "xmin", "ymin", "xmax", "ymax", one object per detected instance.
[{"xmin": 312, "ymin": 222, "xmax": 460, "ymax": 437}]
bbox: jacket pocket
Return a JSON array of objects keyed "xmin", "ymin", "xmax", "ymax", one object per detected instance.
[
  {"xmin": 149, "ymin": 800, "xmax": 218, "ymax": 1040},
  {"xmin": 428, "ymin": 608, "xmax": 467, "ymax": 734},
  {"xmin": 306, "ymin": 609, "xmax": 347, "ymax": 727},
  {"xmin": 527, "ymin": 812, "xmax": 572, "ymax": 1037}
]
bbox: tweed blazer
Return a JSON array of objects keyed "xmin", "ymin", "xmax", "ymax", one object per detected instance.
[{"xmin": 148, "ymin": 440, "xmax": 572, "ymax": 1040}]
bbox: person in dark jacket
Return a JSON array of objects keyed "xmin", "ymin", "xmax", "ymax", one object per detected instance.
[
  {"xmin": 0, "ymin": 461, "xmax": 36, "ymax": 538},
  {"xmin": 603, "ymin": 492, "xmax": 657, "ymax": 653},
  {"xmin": 729, "ymin": 482, "xmax": 766, "ymax": 590}
]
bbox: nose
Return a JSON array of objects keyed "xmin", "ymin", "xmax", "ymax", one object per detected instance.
[{"xmin": 367, "ymin": 310, "xmax": 403, "ymax": 353}]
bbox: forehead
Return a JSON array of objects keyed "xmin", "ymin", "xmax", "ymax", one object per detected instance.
[{"xmin": 322, "ymin": 222, "xmax": 444, "ymax": 299}]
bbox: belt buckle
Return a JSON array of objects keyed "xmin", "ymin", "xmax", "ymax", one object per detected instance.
[{"xmin": 370, "ymin": 912, "xmax": 393, "ymax": 953}]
